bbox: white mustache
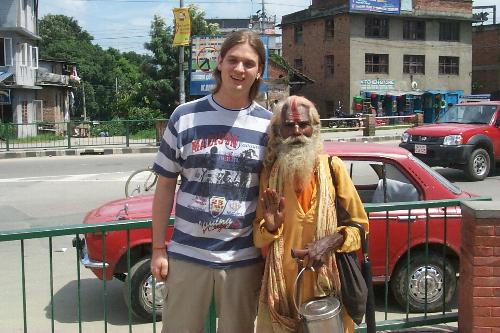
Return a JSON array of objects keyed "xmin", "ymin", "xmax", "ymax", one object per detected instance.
[{"xmin": 282, "ymin": 135, "xmax": 312, "ymax": 145}]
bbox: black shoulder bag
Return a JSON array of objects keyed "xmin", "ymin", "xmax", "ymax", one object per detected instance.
[{"xmin": 328, "ymin": 156, "xmax": 368, "ymax": 325}]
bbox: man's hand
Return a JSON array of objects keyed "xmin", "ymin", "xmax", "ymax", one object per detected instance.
[
  {"xmin": 151, "ymin": 249, "xmax": 169, "ymax": 282},
  {"xmin": 306, "ymin": 232, "xmax": 345, "ymax": 269},
  {"xmin": 261, "ymin": 188, "xmax": 285, "ymax": 232}
]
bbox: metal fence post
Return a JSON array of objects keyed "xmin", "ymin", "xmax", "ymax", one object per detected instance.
[
  {"xmin": 125, "ymin": 121, "xmax": 130, "ymax": 147},
  {"xmin": 67, "ymin": 121, "xmax": 72, "ymax": 149},
  {"xmin": 6, "ymin": 123, "xmax": 11, "ymax": 151}
]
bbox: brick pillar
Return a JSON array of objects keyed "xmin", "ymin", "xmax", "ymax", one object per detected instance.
[
  {"xmin": 363, "ymin": 114, "xmax": 375, "ymax": 136},
  {"xmin": 459, "ymin": 201, "xmax": 500, "ymax": 333}
]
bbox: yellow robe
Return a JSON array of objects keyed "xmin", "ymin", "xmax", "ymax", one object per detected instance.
[{"xmin": 253, "ymin": 155, "xmax": 369, "ymax": 333}]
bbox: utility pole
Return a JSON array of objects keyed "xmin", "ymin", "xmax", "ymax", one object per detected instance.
[{"xmin": 179, "ymin": 0, "xmax": 186, "ymax": 104}]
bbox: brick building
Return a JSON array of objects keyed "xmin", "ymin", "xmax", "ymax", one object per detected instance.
[
  {"xmin": 281, "ymin": 0, "xmax": 473, "ymax": 119},
  {"xmin": 472, "ymin": 23, "xmax": 500, "ymax": 94}
]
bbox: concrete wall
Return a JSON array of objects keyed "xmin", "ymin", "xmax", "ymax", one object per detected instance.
[
  {"xmin": 0, "ymin": 0, "xmax": 18, "ymax": 28},
  {"xmin": 349, "ymin": 15, "xmax": 471, "ymax": 101}
]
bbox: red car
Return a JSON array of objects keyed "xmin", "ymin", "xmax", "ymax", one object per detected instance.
[
  {"xmin": 74, "ymin": 142, "xmax": 474, "ymax": 320},
  {"xmin": 400, "ymin": 101, "xmax": 500, "ymax": 181}
]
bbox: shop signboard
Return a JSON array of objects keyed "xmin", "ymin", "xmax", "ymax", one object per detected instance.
[
  {"xmin": 189, "ymin": 35, "xmax": 269, "ymax": 96},
  {"xmin": 349, "ymin": 0, "xmax": 400, "ymax": 14},
  {"xmin": 0, "ymin": 89, "xmax": 11, "ymax": 105},
  {"xmin": 360, "ymin": 79, "xmax": 395, "ymax": 92}
]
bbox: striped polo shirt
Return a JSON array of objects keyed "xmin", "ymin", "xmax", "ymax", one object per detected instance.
[{"xmin": 153, "ymin": 95, "xmax": 272, "ymax": 268}]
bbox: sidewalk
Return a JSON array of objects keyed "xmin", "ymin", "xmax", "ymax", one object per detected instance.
[{"xmin": 0, "ymin": 128, "xmax": 406, "ymax": 159}]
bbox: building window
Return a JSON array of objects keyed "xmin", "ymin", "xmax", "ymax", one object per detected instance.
[
  {"xmin": 30, "ymin": 46, "xmax": 38, "ymax": 69},
  {"xmin": 403, "ymin": 55, "xmax": 425, "ymax": 74},
  {"xmin": 439, "ymin": 22, "xmax": 460, "ymax": 41},
  {"xmin": 403, "ymin": 20, "xmax": 425, "ymax": 40},
  {"xmin": 20, "ymin": 43, "xmax": 28, "ymax": 67},
  {"xmin": 439, "ymin": 56, "xmax": 459, "ymax": 75},
  {"xmin": 294, "ymin": 58, "xmax": 303, "ymax": 72},
  {"xmin": 365, "ymin": 53, "xmax": 389, "ymax": 74},
  {"xmin": 294, "ymin": 24, "xmax": 303, "ymax": 44},
  {"xmin": 0, "ymin": 38, "xmax": 13, "ymax": 67},
  {"xmin": 325, "ymin": 18, "xmax": 334, "ymax": 39},
  {"xmin": 365, "ymin": 17, "xmax": 388, "ymax": 38},
  {"xmin": 324, "ymin": 55, "xmax": 334, "ymax": 78}
]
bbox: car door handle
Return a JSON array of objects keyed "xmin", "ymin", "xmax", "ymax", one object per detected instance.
[{"xmin": 397, "ymin": 216, "xmax": 417, "ymax": 223}]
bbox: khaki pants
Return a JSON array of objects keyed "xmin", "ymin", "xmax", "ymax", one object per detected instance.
[{"xmin": 162, "ymin": 258, "xmax": 263, "ymax": 333}]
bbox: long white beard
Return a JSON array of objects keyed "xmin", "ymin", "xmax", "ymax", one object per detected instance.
[{"xmin": 275, "ymin": 135, "xmax": 321, "ymax": 193}]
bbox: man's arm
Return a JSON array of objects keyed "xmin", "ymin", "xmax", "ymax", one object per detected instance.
[{"xmin": 150, "ymin": 175, "xmax": 178, "ymax": 282}]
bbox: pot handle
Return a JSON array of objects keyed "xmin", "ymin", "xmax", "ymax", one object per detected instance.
[{"xmin": 293, "ymin": 266, "xmax": 308, "ymax": 316}]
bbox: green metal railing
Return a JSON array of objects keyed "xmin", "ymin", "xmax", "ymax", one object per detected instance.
[
  {"xmin": 0, "ymin": 197, "xmax": 490, "ymax": 332},
  {"xmin": 0, "ymin": 119, "xmax": 168, "ymax": 151}
]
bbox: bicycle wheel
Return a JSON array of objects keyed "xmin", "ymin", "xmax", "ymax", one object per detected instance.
[{"xmin": 125, "ymin": 168, "xmax": 158, "ymax": 198}]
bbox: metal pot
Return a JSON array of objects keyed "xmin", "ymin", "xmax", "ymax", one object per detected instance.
[{"xmin": 293, "ymin": 267, "xmax": 344, "ymax": 333}]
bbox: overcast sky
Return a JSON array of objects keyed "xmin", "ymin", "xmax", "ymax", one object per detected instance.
[{"xmin": 39, "ymin": 0, "xmax": 499, "ymax": 54}]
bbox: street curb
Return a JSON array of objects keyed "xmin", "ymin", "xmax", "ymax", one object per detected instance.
[
  {"xmin": 325, "ymin": 135, "xmax": 402, "ymax": 143},
  {"xmin": 0, "ymin": 146, "xmax": 159, "ymax": 159},
  {"xmin": 0, "ymin": 136, "xmax": 401, "ymax": 159}
]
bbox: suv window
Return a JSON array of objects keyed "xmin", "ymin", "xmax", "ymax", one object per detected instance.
[
  {"xmin": 437, "ymin": 105, "xmax": 497, "ymax": 124},
  {"xmin": 342, "ymin": 160, "xmax": 420, "ymax": 203}
]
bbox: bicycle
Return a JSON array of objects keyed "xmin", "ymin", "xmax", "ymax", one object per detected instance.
[{"xmin": 125, "ymin": 167, "xmax": 158, "ymax": 198}]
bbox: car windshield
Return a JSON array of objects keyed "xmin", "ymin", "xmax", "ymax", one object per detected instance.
[
  {"xmin": 409, "ymin": 154, "xmax": 462, "ymax": 195},
  {"xmin": 436, "ymin": 105, "xmax": 497, "ymax": 125}
]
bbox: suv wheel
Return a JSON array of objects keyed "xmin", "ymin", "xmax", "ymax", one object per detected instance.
[
  {"xmin": 464, "ymin": 148, "xmax": 490, "ymax": 181},
  {"xmin": 123, "ymin": 257, "xmax": 165, "ymax": 321},
  {"xmin": 391, "ymin": 252, "xmax": 457, "ymax": 313}
]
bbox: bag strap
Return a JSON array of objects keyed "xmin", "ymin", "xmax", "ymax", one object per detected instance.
[{"xmin": 327, "ymin": 156, "xmax": 367, "ymax": 249}]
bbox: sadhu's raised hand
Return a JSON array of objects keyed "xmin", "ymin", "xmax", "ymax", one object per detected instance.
[{"xmin": 261, "ymin": 188, "xmax": 285, "ymax": 232}]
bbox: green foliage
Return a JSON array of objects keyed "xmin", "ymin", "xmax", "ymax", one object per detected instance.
[
  {"xmin": 127, "ymin": 107, "xmax": 162, "ymax": 133},
  {"xmin": 39, "ymin": 5, "xmax": 219, "ymax": 121},
  {"xmin": 90, "ymin": 119, "xmax": 126, "ymax": 137}
]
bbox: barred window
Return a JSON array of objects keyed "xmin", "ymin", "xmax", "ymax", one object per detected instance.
[
  {"xmin": 365, "ymin": 53, "xmax": 389, "ymax": 74},
  {"xmin": 294, "ymin": 58, "xmax": 303, "ymax": 72},
  {"xmin": 403, "ymin": 55, "xmax": 425, "ymax": 74},
  {"xmin": 325, "ymin": 55, "xmax": 334, "ymax": 78},
  {"xmin": 294, "ymin": 24, "xmax": 303, "ymax": 44},
  {"xmin": 365, "ymin": 17, "xmax": 389, "ymax": 38},
  {"xmin": 325, "ymin": 19, "xmax": 334, "ymax": 39},
  {"xmin": 439, "ymin": 22, "xmax": 460, "ymax": 41},
  {"xmin": 403, "ymin": 20, "xmax": 425, "ymax": 40},
  {"xmin": 439, "ymin": 56, "xmax": 459, "ymax": 75}
]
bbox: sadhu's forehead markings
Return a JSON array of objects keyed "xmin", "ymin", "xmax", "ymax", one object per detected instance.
[{"xmin": 290, "ymin": 97, "xmax": 301, "ymax": 121}]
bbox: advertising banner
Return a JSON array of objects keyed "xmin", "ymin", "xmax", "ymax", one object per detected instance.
[
  {"xmin": 189, "ymin": 35, "xmax": 269, "ymax": 96},
  {"xmin": 0, "ymin": 89, "xmax": 11, "ymax": 105},
  {"xmin": 172, "ymin": 8, "xmax": 191, "ymax": 46},
  {"xmin": 350, "ymin": 0, "xmax": 400, "ymax": 14}
]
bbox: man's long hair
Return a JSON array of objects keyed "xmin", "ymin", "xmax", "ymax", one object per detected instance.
[
  {"xmin": 212, "ymin": 29, "xmax": 266, "ymax": 101},
  {"xmin": 264, "ymin": 95, "xmax": 323, "ymax": 169}
]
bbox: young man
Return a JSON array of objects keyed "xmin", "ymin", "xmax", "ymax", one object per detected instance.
[
  {"xmin": 253, "ymin": 96, "xmax": 369, "ymax": 333},
  {"xmin": 150, "ymin": 30, "xmax": 272, "ymax": 333}
]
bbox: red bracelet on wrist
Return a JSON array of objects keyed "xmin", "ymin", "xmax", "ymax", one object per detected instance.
[{"xmin": 152, "ymin": 245, "xmax": 166, "ymax": 250}]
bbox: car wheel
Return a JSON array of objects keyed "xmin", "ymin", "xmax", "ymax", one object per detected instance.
[
  {"xmin": 464, "ymin": 148, "xmax": 490, "ymax": 181},
  {"xmin": 123, "ymin": 257, "xmax": 166, "ymax": 321},
  {"xmin": 391, "ymin": 252, "xmax": 457, "ymax": 313}
]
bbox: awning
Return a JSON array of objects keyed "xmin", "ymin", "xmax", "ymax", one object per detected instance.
[
  {"xmin": 362, "ymin": 90, "xmax": 426, "ymax": 96},
  {"xmin": 0, "ymin": 70, "xmax": 13, "ymax": 83}
]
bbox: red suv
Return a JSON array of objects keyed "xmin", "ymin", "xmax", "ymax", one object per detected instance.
[
  {"xmin": 400, "ymin": 101, "xmax": 500, "ymax": 181},
  {"xmin": 75, "ymin": 142, "xmax": 475, "ymax": 320}
]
